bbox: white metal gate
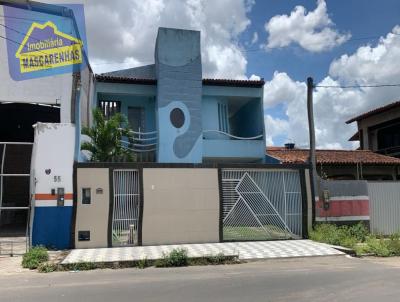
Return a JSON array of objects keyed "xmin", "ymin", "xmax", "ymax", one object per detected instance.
[
  {"xmin": 221, "ymin": 169, "xmax": 303, "ymax": 241},
  {"xmin": 112, "ymin": 169, "xmax": 141, "ymax": 246}
]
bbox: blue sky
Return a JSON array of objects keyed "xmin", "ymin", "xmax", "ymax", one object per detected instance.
[
  {"xmin": 245, "ymin": 0, "xmax": 400, "ymax": 82},
  {"xmin": 240, "ymin": 0, "xmax": 400, "ymax": 147}
]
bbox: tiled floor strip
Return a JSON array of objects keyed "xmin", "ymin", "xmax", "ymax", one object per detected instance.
[{"xmin": 62, "ymin": 240, "xmax": 344, "ymax": 264}]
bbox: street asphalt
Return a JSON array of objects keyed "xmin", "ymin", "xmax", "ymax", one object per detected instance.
[{"xmin": 1, "ymin": 255, "xmax": 400, "ymax": 302}]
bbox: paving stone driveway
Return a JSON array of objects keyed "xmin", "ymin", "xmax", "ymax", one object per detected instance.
[{"xmin": 62, "ymin": 240, "xmax": 343, "ymax": 264}]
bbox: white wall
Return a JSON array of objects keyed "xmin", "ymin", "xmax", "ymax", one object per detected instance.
[
  {"xmin": 0, "ymin": 5, "xmax": 74, "ymax": 122},
  {"xmin": 31, "ymin": 123, "xmax": 75, "ymax": 205}
]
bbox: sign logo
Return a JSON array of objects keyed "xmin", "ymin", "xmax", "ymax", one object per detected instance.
[
  {"xmin": 16, "ymin": 21, "xmax": 83, "ymax": 74},
  {"xmin": 4, "ymin": 4, "xmax": 88, "ymax": 81}
]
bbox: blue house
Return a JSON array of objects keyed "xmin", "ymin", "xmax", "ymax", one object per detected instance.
[{"xmin": 92, "ymin": 27, "xmax": 266, "ymax": 164}]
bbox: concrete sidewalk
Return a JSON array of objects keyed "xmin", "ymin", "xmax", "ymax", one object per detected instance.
[{"xmin": 62, "ymin": 240, "xmax": 343, "ymax": 264}]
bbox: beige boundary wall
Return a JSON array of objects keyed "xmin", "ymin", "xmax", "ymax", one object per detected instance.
[
  {"xmin": 75, "ymin": 168, "xmax": 110, "ymax": 249},
  {"xmin": 73, "ymin": 165, "xmax": 312, "ymax": 249},
  {"xmin": 141, "ymin": 168, "xmax": 220, "ymax": 245}
]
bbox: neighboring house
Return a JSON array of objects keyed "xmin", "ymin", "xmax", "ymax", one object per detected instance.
[
  {"xmin": 346, "ymin": 101, "xmax": 400, "ymax": 158},
  {"xmin": 267, "ymin": 145, "xmax": 400, "ymax": 180},
  {"xmin": 0, "ymin": 0, "xmax": 93, "ymax": 247},
  {"xmin": 90, "ymin": 27, "xmax": 266, "ymax": 164}
]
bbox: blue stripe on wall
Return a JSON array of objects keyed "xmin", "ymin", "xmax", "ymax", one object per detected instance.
[{"xmin": 32, "ymin": 207, "xmax": 73, "ymax": 250}]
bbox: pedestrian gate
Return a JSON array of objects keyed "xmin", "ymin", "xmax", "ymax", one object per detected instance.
[
  {"xmin": 221, "ymin": 169, "xmax": 303, "ymax": 241},
  {"xmin": 112, "ymin": 169, "xmax": 141, "ymax": 246}
]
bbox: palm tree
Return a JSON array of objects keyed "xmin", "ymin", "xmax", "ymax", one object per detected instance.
[{"xmin": 81, "ymin": 108, "xmax": 135, "ymax": 162}]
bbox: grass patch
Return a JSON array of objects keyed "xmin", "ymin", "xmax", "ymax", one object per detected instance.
[
  {"xmin": 137, "ymin": 257, "xmax": 150, "ymax": 269},
  {"xmin": 223, "ymin": 225, "xmax": 290, "ymax": 241},
  {"xmin": 310, "ymin": 223, "xmax": 400, "ymax": 257},
  {"xmin": 37, "ymin": 262, "xmax": 58, "ymax": 273},
  {"xmin": 50, "ymin": 251, "xmax": 239, "ymax": 273},
  {"xmin": 155, "ymin": 248, "xmax": 189, "ymax": 267},
  {"xmin": 309, "ymin": 222, "xmax": 368, "ymax": 249},
  {"xmin": 22, "ymin": 246, "xmax": 49, "ymax": 269}
]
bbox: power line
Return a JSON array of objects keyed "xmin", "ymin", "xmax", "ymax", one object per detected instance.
[
  {"xmin": 0, "ymin": 34, "xmax": 79, "ymax": 59},
  {"xmin": 315, "ymin": 83, "xmax": 400, "ymax": 89},
  {"xmin": 0, "ymin": 23, "xmax": 43, "ymax": 43}
]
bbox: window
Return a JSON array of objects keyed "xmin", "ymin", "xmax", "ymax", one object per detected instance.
[
  {"xmin": 82, "ymin": 188, "xmax": 91, "ymax": 205},
  {"xmin": 78, "ymin": 231, "xmax": 90, "ymax": 241},
  {"xmin": 218, "ymin": 102, "xmax": 229, "ymax": 133},
  {"xmin": 377, "ymin": 123, "xmax": 400, "ymax": 150},
  {"xmin": 98, "ymin": 101, "xmax": 121, "ymax": 119},
  {"xmin": 170, "ymin": 108, "xmax": 185, "ymax": 128}
]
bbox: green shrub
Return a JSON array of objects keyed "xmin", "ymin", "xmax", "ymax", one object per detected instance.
[
  {"xmin": 310, "ymin": 223, "xmax": 344, "ymax": 246},
  {"xmin": 348, "ymin": 222, "xmax": 369, "ymax": 242},
  {"xmin": 155, "ymin": 248, "xmax": 188, "ymax": 267},
  {"xmin": 168, "ymin": 248, "xmax": 188, "ymax": 266},
  {"xmin": 137, "ymin": 257, "xmax": 149, "ymax": 269},
  {"xmin": 385, "ymin": 233, "xmax": 400, "ymax": 256},
  {"xmin": 310, "ymin": 223, "xmax": 369, "ymax": 249},
  {"xmin": 208, "ymin": 253, "xmax": 226, "ymax": 265},
  {"xmin": 71, "ymin": 262, "xmax": 97, "ymax": 271},
  {"xmin": 154, "ymin": 258, "xmax": 166, "ymax": 267},
  {"xmin": 22, "ymin": 246, "xmax": 49, "ymax": 269},
  {"xmin": 38, "ymin": 262, "xmax": 58, "ymax": 273},
  {"xmin": 365, "ymin": 237, "xmax": 391, "ymax": 257}
]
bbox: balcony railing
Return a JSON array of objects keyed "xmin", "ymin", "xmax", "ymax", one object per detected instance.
[
  {"xmin": 121, "ymin": 129, "xmax": 158, "ymax": 162},
  {"xmin": 203, "ymin": 129, "xmax": 263, "ymax": 140}
]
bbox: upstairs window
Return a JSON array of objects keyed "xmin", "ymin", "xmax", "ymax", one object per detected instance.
[
  {"xmin": 218, "ymin": 102, "xmax": 229, "ymax": 133},
  {"xmin": 99, "ymin": 101, "xmax": 121, "ymax": 119}
]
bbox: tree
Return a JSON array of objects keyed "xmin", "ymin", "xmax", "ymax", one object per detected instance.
[{"xmin": 81, "ymin": 108, "xmax": 135, "ymax": 162}]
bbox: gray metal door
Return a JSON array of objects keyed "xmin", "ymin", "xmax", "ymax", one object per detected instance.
[
  {"xmin": 128, "ymin": 107, "xmax": 145, "ymax": 132},
  {"xmin": 112, "ymin": 169, "xmax": 141, "ymax": 246},
  {"xmin": 369, "ymin": 181, "xmax": 400, "ymax": 235},
  {"xmin": 221, "ymin": 169, "xmax": 303, "ymax": 241}
]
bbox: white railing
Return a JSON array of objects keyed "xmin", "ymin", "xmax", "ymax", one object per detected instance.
[
  {"xmin": 120, "ymin": 129, "xmax": 158, "ymax": 153},
  {"xmin": 203, "ymin": 130, "xmax": 263, "ymax": 140}
]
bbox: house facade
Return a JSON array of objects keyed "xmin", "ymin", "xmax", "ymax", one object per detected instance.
[
  {"xmin": 89, "ymin": 27, "xmax": 266, "ymax": 164},
  {"xmin": 346, "ymin": 101, "xmax": 400, "ymax": 158},
  {"xmin": 0, "ymin": 3, "xmax": 311, "ymax": 250},
  {"xmin": 0, "ymin": 0, "xmax": 93, "ymax": 247}
]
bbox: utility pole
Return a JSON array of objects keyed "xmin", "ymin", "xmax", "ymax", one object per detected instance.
[{"xmin": 307, "ymin": 77, "xmax": 317, "ymax": 223}]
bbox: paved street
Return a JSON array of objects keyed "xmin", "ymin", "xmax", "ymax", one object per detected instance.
[{"xmin": 2, "ymin": 256, "xmax": 400, "ymax": 302}]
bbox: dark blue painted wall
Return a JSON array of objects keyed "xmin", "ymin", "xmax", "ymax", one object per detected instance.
[
  {"xmin": 230, "ymin": 99, "xmax": 263, "ymax": 138},
  {"xmin": 32, "ymin": 207, "xmax": 73, "ymax": 250}
]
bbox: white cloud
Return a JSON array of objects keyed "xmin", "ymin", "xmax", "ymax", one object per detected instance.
[
  {"xmin": 52, "ymin": 0, "xmax": 254, "ymax": 78},
  {"xmin": 263, "ymin": 72, "xmax": 306, "ymax": 108},
  {"xmin": 264, "ymin": 0, "xmax": 350, "ymax": 52},
  {"xmin": 251, "ymin": 32, "xmax": 258, "ymax": 44},
  {"xmin": 264, "ymin": 26, "xmax": 400, "ymax": 149},
  {"xmin": 264, "ymin": 115, "xmax": 289, "ymax": 146}
]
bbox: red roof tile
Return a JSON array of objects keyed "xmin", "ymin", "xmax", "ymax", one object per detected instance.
[
  {"xmin": 267, "ymin": 147, "xmax": 400, "ymax": 165},
  {"xmin": 346, "ymin": 101, "xmax": 400, "ymax": 123}
]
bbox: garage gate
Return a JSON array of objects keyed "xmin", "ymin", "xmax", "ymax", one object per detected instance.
[{"xmin": 221, "ymin": 169, "xmax": 305, "ymax": 241}]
